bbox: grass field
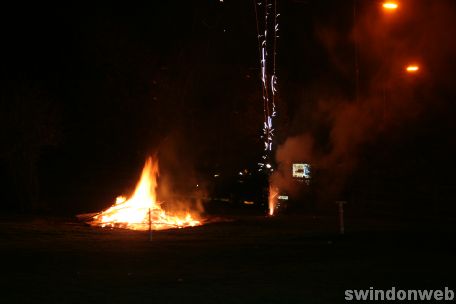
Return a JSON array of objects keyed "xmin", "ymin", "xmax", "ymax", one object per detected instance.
[{"xmin": 0, "ymin": 214, "xmax": 454, "ymax": 303}]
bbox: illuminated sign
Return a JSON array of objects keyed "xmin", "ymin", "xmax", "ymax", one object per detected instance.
[{"xmin": 292, "ymin": 163, "xmax": 311, "ymax": 179}]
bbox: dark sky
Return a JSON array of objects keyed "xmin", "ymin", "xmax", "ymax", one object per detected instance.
[{"xmin": 1, "ymin": 1, "xmax": 455, "ymax": 213}]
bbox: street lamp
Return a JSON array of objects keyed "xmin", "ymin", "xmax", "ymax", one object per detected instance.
[
  {"xmin": 382, "ymin": 2, "xmax": 399, "ymax": 11},
  {"xmin": 405, "ymin": 64, "xmax": 420, "ymax": 73}
]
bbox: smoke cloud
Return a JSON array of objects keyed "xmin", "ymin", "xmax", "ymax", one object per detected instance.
[
  {"xmin": 271, "ymin": 0, "xmax": 456, "ymax": 206},
  {"xmin": 156, "ymin": 131, "xmax": 206, "ymax": 217}
]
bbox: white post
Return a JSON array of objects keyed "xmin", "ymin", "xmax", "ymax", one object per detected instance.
[{"xmin": 148, "ymin": 208, "xmax": 152, "ymax": 241}]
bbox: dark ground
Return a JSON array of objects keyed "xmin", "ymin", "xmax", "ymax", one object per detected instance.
[{"xmin": 0, "ymin": 213, "xmax": 455, "ymax": 303}]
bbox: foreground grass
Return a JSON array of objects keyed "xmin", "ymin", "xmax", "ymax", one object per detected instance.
[{"xmin": 0, "ymin": 214, "xmax": 454, "ymax": 303}]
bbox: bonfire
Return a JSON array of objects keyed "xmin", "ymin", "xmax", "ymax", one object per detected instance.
[{"xmin": 89, "ymin": 157, "xmax": 201, "ymax": 230}]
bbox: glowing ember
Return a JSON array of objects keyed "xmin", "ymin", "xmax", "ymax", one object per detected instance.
[
  {"xmin": 382, "ymin": 2, "xmax": 398, "ymax": 10},
  {"xmin": 268, "ymin": 184, "xmax": 279, "ymax": 216},
  {"xmin": 406, "ymin": 65, "xmax": 420, "ymax": 73},
  {"xmin": 90, "ymin": 157, "xmax": 201, "ymax": 230}
]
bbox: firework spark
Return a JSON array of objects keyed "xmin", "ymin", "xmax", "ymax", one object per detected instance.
[{"xmin": 254, "ymin": 0, "xmax": 279, "ymax": 171}]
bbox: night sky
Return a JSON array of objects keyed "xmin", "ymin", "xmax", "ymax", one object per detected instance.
[{"xmin": 1, "ymin": 0, "xmax": 455, "ymax": 215}]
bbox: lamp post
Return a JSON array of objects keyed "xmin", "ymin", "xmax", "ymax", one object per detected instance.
[
  {"xmin": 353, "ymin": 1, "xmax": 400, "ymax": 103},
  {"xmin": 379, "ymin": 1, "xmax": 400, "ymax": 120},
  {"xmin": 336, "ymin": 201, "xmax": 347, "ymax": 235}
]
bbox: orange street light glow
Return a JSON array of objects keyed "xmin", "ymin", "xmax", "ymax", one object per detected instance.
[
  {"xmin": 383, "ymin": 2, "xmax": 399, "ymax": 10},
  {"xmin": 406, "ymin": 65, "xmax": 420, "ymax": 73}
]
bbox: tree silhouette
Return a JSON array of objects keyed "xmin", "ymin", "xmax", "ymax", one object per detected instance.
[{"xmin": 0, "ymin": 83, "xmax": 60, "ymax": 211}]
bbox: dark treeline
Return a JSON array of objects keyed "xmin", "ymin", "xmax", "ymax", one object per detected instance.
[{"xmin": 0, "ymin": 1, "xmax": 455, "ymax": 215}]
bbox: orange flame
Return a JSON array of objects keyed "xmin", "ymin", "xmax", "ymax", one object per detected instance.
[
  {"xmin": 268, "ymin": 184, "xmax": 278, "ymax": 216},
  {"xmin": 91, "ymin": 157, "xmax": 201, "ymax": 230}
]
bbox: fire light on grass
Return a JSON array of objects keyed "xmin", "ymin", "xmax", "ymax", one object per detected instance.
[{"xmin": 90, "ymin": 157, "xmax": 201, "ymax": 230}]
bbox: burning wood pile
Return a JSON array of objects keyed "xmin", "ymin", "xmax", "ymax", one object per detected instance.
[{"xmin": 87, "ymin": 157, "xmax": 202, "ymax": 230}]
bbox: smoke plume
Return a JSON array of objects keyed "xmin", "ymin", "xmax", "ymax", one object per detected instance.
[{"xmin": 271, "ymin": 0, "xmax": 456, "ymax": 206}]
